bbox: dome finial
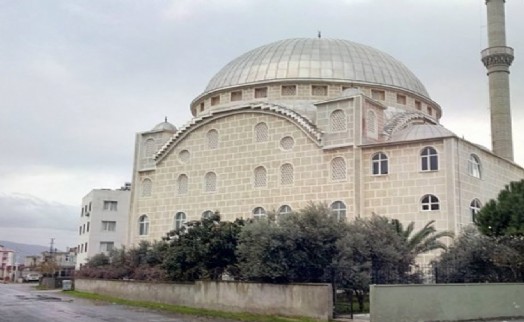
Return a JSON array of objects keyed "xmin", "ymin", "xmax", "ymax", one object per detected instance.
[{"xmin": 317, "ymin": 30, "xmax": 321, "ymax": 39}]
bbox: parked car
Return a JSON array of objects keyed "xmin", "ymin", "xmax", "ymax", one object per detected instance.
[{"xmin": 23, "ymin": 273, "xmax": 41, "ymax": 282}]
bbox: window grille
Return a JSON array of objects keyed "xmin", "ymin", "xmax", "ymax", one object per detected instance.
[
  {"xmin": 254, "ymin": 87, "xmax": 267, "ymax": 98},
  {"xmin": 280, "ymin": 163, "xmax": 294, "ymax": 185},
  {"xmin": 371, "ymin": 89, "xmax": 385, "ymax": 100},
  {"xmin": 254, "ymin": 166, "xmax": 267, "ymax": 187},
  {"xmin": 179, "ymin": 150, "xmax": 190, "ymax": 163},
  {"xmin": 280, "ymin": 136, "xmax": 295, "ymax": 150},
  {"xmin": 281, "ymin": 85, "xmax": 296, "ymax": 96},
  {"xmin": 331, "ymin": 157, "xmax": 347, "ymax": 180},
  {"xmin": 255, "ymin": 122, "xmax": 269, "ymax": 142},
  {"xmin": 367, "ymin": 110, "xmax": 376, "ymax": 134},
  {"xmin": 141, "ymin": 179, "xmax": 152, "ymax": 197},
  {"xmin": 211, "ymin": 96, "xmax": 220, "ymax": 106},
  {"xmin": 312, "ymin": 85, "xmax": 328, "ymax": 96},
  {"xmin": 144, "ymin": 138, "xmax": 155, "ymax": 157},
  {"xmin": 177, "ymin": 174, "xmax": 188, "ymax": 195},
  {"xmin": 207, "ymin": 129, "xmax": 218, "ymax": 149},
  {"xmin": 205, "ymin": 172, "xmax": 217, "ymax": 192},
  {"xmin": 330, "ymin": 109, "xmax": 346, "ymax": 132}
]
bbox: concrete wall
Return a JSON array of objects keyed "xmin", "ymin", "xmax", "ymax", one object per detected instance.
[
  {"xmin": 75, "ymin": 279, "xmax": 333, "ymax": 320},
  {"xmin": 370, "ymin": 283, "xmax": 524, "ymax": 322}
]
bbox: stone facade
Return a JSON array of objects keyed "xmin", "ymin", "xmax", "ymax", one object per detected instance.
[{"xmin": 127, "ymin": 38, "xmax": 524, "ymax": 264}]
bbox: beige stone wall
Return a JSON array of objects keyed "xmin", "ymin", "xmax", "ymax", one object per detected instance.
[
  {"xmin": 75, "ymin": 279, "xmax": 333, "ymax": 320},
  {"xmin": 130, "ymin": 111, "xmax": 355, "ymax": 243}
]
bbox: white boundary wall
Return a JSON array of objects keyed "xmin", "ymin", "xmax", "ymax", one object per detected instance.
[
  {"xmin": 75, "ymin": 279, "xmax": 332, "ymax": 320},
  {"xmin": 370, "ymin": 283, "xmax": 524, "ymax": 322}
]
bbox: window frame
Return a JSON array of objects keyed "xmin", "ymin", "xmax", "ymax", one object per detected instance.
[
  {"xmin": 330, "ymin": 109, "xmax": 347, "ymax": 132},
  {"xmin": 372, "ymin": 152, "xmax": 389, "ymax": 175},
  {"xmin": 174, "ymin": 212, "xmax": 186, "ymax": 230},
  {"xmin": 421, "ymin": 147, "xmax": 438, "ymax": 171},
  {"xmin": 421, "ymin": 194, "xmax": 440, "ymax": 211},
  {"xmin": 252, "ymin": 207, "xmax": 266, "ymax": 219},
  {"xmin": 330, "ymin": 201, "xmax": 347, "ymax": 221},
  {"xmin": 468, "ymin": 154, "xmax": 482, "ymax": 179},
  {"xmin": 138, "ymin": 215, "xmax": 150, "ymax": 236}
]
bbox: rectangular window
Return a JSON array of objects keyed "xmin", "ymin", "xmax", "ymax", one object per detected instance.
[
  {"xmin": 200, "ymin": 102, "xmax": 204, "ymax": 112},
  {"xmin": 415, "ymin": 100, "xmax": 421, "ymax": 110},
  {"xmin": 84, "ymin": 242, "xmax": 88, "ymax": 253},
  {"xmin": 102, "ymin": 221, "xmax": 116, "ymax": 232},
  {"xmin": 79, "ymin": 226, "xmax": 82, "ymax": 235},
  {"xmin": 211, "ymin": 96, "xmax": 220, "ymax": 106},
  {"xmin": 103, "ymin": 201, "xmax": 118, "ymax": 211},
  {"xmin": 254, "ymin": 87, "xmax": 268, "ymax": 98},
  {"xmin": 230, "ymin": 91, "xmax": 242, "ymax": 101},
  {"xmin": 397, "ymin": 94, "xmax": 406, "ymax": 105},
  {"xmin": 371, "ymin": 89, "xmax": 385, "ymax": 100},
  {"xmin": 86, "ymin": 222, "xmax": 90, "ymax": 232},
  {"xmin": 281, "ymin": 85, "xmax": 297, "ymax": 96},
  {"xmin": 427, "ymin": 107, "xmax": 433, "ymax": 116},
  {"xmin": 99, "ymin": 242, "xmax": 114, "ymax": 253},
  {"xmin": 312, "ymin": 85, "xmax": 328, "ymax": 96}
]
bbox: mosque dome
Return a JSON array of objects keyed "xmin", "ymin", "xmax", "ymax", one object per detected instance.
[
  {"xmin": 152, "ymin": 120, "xmax": 177, "ymax": 132},
  {"xmin": 204, "ymin": 38, "xmax": 429, "ymax": 99}
]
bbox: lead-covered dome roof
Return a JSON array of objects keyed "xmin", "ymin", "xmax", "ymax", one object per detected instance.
[{"xmin": 205, "ymin": 38, "xmax": 430, "ymax": 98}]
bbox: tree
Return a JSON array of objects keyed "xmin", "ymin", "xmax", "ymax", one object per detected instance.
[
  {"xmin": 237, "ymin": 203, "xmax": 347, "ymax": 283},
  {"xmin": 163, "ymin": 212, "xmax": 245, "ymax": 281},
  {"xmin": 390, "ymin": 219, "xmax": 454, "ymax": 259},
  {"xmin": 475, "ymin": 179, "xmax": 524, "ymax": 237},
  {"xmin": 433, "ymin": 227, "xmax": 524, "ymax": 283}
]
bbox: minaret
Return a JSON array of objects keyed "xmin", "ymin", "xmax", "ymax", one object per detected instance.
[{"xmin": 481, "ymin": 0, "xmax": 515, "ymax": 161}]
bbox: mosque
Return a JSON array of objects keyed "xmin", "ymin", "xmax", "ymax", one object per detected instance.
[{"xmin": 127, "ymin": 0, "xmax": 522, "ymax": 262}]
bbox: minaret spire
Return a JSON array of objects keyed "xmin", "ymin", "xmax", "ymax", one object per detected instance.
[{"xmin": 481, "ymin": 0, "xmax": 515, "ymax": 160}]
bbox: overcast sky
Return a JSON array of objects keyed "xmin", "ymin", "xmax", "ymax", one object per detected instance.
[{"xmin": 1, "ymin": 0, "xmax": 523, "ymax": 251}]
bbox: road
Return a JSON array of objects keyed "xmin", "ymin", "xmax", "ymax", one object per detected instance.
[{"xmin": 0, "ymin": 283, "xmax": 231, "ymax": 322}]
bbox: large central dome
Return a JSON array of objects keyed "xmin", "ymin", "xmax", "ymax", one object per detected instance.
[{"xmin": 205, "ymin": 38, "xmax": 429, "ymax": 98}]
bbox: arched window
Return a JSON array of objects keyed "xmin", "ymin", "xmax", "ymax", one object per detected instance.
[
  {"xmin": 468, "ymin": 154, "xmax": 481, "ymax": 178},
  {"xmin": 280, "ymin": 163, "xmax": 294, "ymax": 185},
  {"xmin": 330, "ymin": 109, "xmax": 346, "ymax": 132},
  {"xmin": 141, "ymin": 179, "xmax": 152, "ymax": 197},
  {"xmin": 372, "ymin": 152, "xmax": 388, "ymax": 175},
  {"xmin": 138, "ymin": 215, "xmax": 149, "ymax": 236},
  {"xmin": 253, "ymin": 207, "xmax": 266, "ymax": 219},
  {"xmin": 179, "ymin": 150, "xmax": 190, "ymax": 163},
  {"xmin": 421, "ymin": 194, "xmax": 440, "ymax": 211},
  {"xmin": 254, "ymin": 166, "xmax": 267, "ymax": 187},
  {"xmin": 331, "ymin": 157, "xmax": 347, "ymax": 180},
  {"xmin": 280, "ymin": 136, "xmax": 295, "ymax": 150},
  {"xmin": 278, "ymin": 205, "xmax": 292, "ymax": 216},
  {"xmin": 204, "ymin": 172, "xmax": 217, "ymax": 192},
  {"xmin": 254, "ymin": 122, "xmax": 269, "ymax": 142},
  {"xmin": 174, "ymin": 212, "xmax": 186, "ymax": 230},
  {"xmin": 367, "ymin": 110, "xmax": 377, "ymax": 134},
  {"xmin": 207, "ymin": 129, "xmax": 218, "ymax": 149},
  {"xmin": 470, "ymin": 199, "xmax": 482, "ymax": 221},
  {"xmin": 177, "ymin": 174, "xmax": 188, "ymax": 195},
  {"xmin": 330, "ymin": 201, "xmax": 347, "ymax": 221},
  {"xmin": 202, "ymin": 210, "xmax": 214, "ymax": 219},
  {"xmin": 143, "ymin": 138, "xmax": 155, "ymax": 157},
  {"xmin": 421, "ymin": 147, "xmax": 438, "ymax": 171}
]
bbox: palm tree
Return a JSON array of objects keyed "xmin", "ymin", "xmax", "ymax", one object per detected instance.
[{"xmin": 390, "ymin": 219, "xmax": 454, "ymax": 257}]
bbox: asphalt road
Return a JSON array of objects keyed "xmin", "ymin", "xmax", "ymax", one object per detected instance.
[{"xmin": 0, "ymin": 283, "xmax": 230, "ymax": 322}]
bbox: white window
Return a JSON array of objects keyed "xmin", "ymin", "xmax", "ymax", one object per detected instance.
[
  {"xmin": 421, "ymin": 147, "xmax": 438, "ymax": 171},
  {"xmin": 174, "ymin": 212, "xmax": 186, "ymax": 230},
  {"xmin": 468, "ymin": 154, "xmax": 481, "ymax": 178},
  {"xmin": 253, "ymin": 207, "xmax": 266, "ymax": 219},
  {"xmin": 101, "ymin": 221, "xmax": 116, "ymax": 232},
  {"xmin": 204, "ymin": 172, "xmax": 217, "ymax": 192},
  {"xmin": 330, "ymin": 201, "xmax": 347, "ymax": 221},
  {"xmin": 202, "ymin": 210, "xmax": 213, "ymax": 219},
  {"xmin": 207, "ymin": 129, "xmax": 219, "ymax": 149},
  {"xmin": 421, "ymin": 194, "xmax": 440, "ymax": 211},
  {"xmin": 177, "ymin": 174, "xmax": 188, "ymax": 195},
  {"xmin": 331, "ymin": 157, "xmax": 347, "ymax": 181},
  {"xmin": 99, "ymin": 242, "xmax": 114, "ymax": 253},
  {"xmin": 330, "ymin": 109, "xmax": 346, "ymax": 132},
  {"xmin": 254, "ymin": 122, "xmax": 269, "ymax": 142},
  {"xmin": 372, "ymin": 152, "xmax": 388, "ymax": 175},
  {"xmin": 280, "ymin": 163, "xmax": 294, "ymax": 185},
  {"xmin": 103, "ymin": 200, "xmax": 118, "ymax": 211},
  {"xmin": 278, "ymin": 205, "xmax": 292, "ymax": 216},
  {"xmin": 139, "ymin": 215, "xmax": 149, "ymax": 236},
  {"xmin": 470, "ymin": 199, "xmax": 482, "ymax": 221},
  {"xmin": 254, "ymin": 166, "xmax": 267, "ymax": 187},
  {"xmin": 141, "ymin": 179, "xmax": 152, "ymax": 197}
]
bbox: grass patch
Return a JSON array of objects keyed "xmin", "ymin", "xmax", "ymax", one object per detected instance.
[{"xmin": 65, "ymin": 290, "xmax": 320, "ymax": 322}]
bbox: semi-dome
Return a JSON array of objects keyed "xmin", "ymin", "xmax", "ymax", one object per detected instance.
[{"xmin": 204, "ymin": 38, "xmax": 430, "ymax": 99}]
